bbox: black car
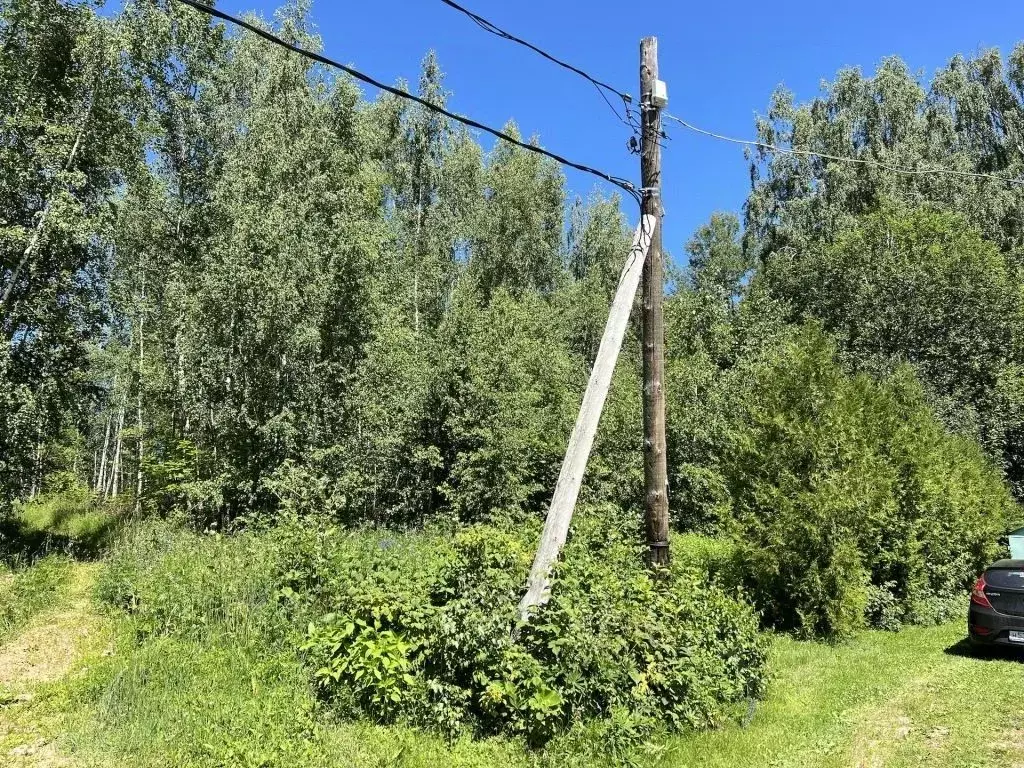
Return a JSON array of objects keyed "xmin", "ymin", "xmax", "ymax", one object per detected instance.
[{"xmin": 969, "ymin": 559, "xmax": 1024, "ymax": 647}]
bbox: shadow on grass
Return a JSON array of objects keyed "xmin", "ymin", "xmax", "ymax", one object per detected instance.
[
  {"xmin": 944, "ymin": 637, "xmax": 1024, "ymax": 663},
  {"xmin": 0, "ymin": 509, "xmax": 124, "ymax": 565}
]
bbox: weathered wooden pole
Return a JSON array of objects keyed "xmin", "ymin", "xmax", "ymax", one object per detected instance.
[
  {"xmin": 640, "ymin": 37, "xmax": 670, "ymax": 567},
  {"xmin": 518, "ymin": 215, "xmax": 656, "ymax": 620}
]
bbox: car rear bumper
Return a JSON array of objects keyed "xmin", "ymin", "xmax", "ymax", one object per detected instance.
[{"xmin": 968, "ymin": 605, "xmax": 1024, "ymax": 646}]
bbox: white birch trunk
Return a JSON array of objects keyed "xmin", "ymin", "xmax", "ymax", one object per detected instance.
[
  {"xmin": 136, "ymin": 269, "xmax": 146, "ymax": 513},
  {"xmin": 29, "ymin": 427, "xmax": 41, "ymax": 500},
  {"xmin": 96, "ymin": 375, "xmax": 118, "ymax": 493},
  {"xmin": 108, "ymin": 406, "xmax": 125, "ymax": 498}
]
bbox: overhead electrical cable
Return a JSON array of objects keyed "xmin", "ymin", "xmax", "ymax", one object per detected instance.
[
  {"xmin": 664, "ymin": 112, "xmax": 1024, "ymax": 186},
  {"xmin": 171, "ymin": 0, "xmax": 641, "ymax": 203},
  {"xmin": 438, "ymin": 0, "xmax": 637, "ymax": 132},
  {"xmin": 438, "ymin": 0, "xmax": 632, "ymax": 106}
]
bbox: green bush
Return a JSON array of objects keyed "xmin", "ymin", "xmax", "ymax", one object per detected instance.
[
  {"xmin": 290, "ymin": 509, "xmax": 768, "ymax": 745},
  {"xmin": 722, "ymin": 327, "xmax": 1016, "ymax": 639},
  {"xmin": 671, "ymin": 533, "xmax": 743, "ymax": 592},
  {"xmin": 97, "ymin": 512, "xmax": 767, "ymax": 751}
]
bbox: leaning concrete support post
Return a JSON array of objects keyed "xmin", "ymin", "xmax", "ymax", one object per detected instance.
[{"xmin": 518, "ymin": 214, "xmax": 656, "ymax": 621}]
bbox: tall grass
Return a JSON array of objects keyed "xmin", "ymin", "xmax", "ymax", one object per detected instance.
[
  {"xmin": 70, "ymin": 518, "xmax": 533, "ymax": 768},
  {"xmin": 0, "ymin": 555, "xmax": 71, "ymax": 643},
  {"xmin": 67, "ymin": 632, "xmax": 530, "ymax": 768},
  {"xmin": 96, "ymin": 519, "xmax": 286, "ymax": 647}
]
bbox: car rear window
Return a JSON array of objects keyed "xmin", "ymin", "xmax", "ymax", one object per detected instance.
[{"xmin": 986, "ymin": 567, "xmax": 1024, "ymax": 590}]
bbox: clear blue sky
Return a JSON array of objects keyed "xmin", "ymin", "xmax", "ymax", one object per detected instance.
[{"xmin": 212, "ymin": 0, "xmax": 1024, "ymax": 258}]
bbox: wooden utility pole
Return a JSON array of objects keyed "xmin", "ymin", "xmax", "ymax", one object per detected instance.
[
  {"xmin": 640, "ymin": 37, "xmax": 670, "ymax": 567},
  {"xmin": 518, "ymin": 215, "xmax": 655, "ymax": 620},
  {"xmin": 517, "ymin": 39, "xmax": 670, "ymax": 618}
]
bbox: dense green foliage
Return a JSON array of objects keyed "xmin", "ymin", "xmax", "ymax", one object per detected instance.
[
  {"xmin": 0, "ymin": 0, "xmax": 135, "ymax": 511},
  {"xmin": 293, "ymin": 512, "xmax": 766, "ymax": 744},
  {"xmin": 666, "ymin": 231, "xmax": 1015, "ymax": 637},
  {"xmin": 3, "ymin": 2, "xmax": 1019, "ymax": 536},
  {"xmin": 746, "ymin": 53, "xmax": 1024, "ymax": 496},
  {"xmin": 97, "ymin": 513, "xmax": 766, "ymax": 752},
  {"xmin": 723, "ymin": 328, "xmax": 1011, "ymax": 637},
  {"xmin": 762, "ymin": 206, "xmax": 1024, "ymax": 499},
  {"xmin": 3, "ymin": 4, "xmax": 1024, "ymax": 757}
]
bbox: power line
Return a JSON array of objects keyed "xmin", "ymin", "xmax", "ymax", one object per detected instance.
[
  {"xmin": 171, "ymin": 0, "xmax": 641, "ymax": 203},
  {"xmin": 664, "ymin": 113, "xmax": 1024, "ymax": 187},
  {"xmin": 438, "ymin": 0, "xmax": 632, "ymax": 107}
]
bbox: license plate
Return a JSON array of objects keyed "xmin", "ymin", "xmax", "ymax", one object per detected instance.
[{"xmin": 1010, "ymin": 631, "xmax": 1024, "ymax": 643}]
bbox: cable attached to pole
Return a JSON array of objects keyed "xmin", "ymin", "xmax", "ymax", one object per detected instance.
[
  {"xmin": 664, "ymin": 112, "xmax": 1024, "ymax": 187},
  {"xmin": 171, "ymin": 0, "xmax": 640, "ymax": 202},
  {"xmin": 438, "ymin": 0, "xmax": 638, "ymax": 132}
]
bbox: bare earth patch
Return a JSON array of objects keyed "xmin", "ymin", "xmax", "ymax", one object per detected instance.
[
  {"xmin": 851, "ymin": 713, "xmax": 913, "ymax": 768},
  {"xmin": 6, "ymin": 738, "xmax": 72, "ymax": 767},
  {"xmin": 0, "ymin": 606, "xmax": 97, "ymax": 690},
  {"xmin": 924, "ymin": 725, "xmax": 949, "ymax": 751}
]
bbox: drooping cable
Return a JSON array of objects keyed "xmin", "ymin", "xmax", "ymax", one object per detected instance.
[
  {"xmin": 438, "ymin": 0, "xmax": 632, "ymax": 106},
  {"xmin": 438, "ymin": 0, "xmax": 638, "ymax": 133},
  {"xmin": 664, "ymin": 112, "xmax": 1024, "ymax": 186},
  {"xmin": 171, "ymin": 0, "xmax": 641, "ymax": 202}
]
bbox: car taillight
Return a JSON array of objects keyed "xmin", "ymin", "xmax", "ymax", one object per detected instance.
[{"xmin": 971, "ymin": 575, "xmax": 993, "ymax": 609}]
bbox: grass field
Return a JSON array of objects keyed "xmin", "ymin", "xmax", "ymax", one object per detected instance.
[
  {"xmin": 0, "ymin": 503, "xmax": 1021, "ymax": 767},
  {"xmin": 668, "ymin": 623, "xmax": 1023, "ymax": 768}
]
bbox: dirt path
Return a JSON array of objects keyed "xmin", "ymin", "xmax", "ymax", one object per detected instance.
[{"xmin": 0, "ymin": 563, "xmax": 107, "ymax": 767}]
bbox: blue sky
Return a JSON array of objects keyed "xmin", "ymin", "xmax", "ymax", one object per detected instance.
[{"xmin": 210, "ymin": 0, "xmax": 1024, "ymax": 258}]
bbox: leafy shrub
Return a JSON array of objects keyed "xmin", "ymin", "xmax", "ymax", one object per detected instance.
[
  {"xmin": 97, "ymin": 512, "xmax": 767, "ymax": 752},
  {"xmin": 722, "ymin": 327, "xmax": 1016, "ymax": 639},
  {"xmin": 141, "ymin": 439, "xmax": 227, "ymax": 525},
  {"xmin": 291, "ymin": 508, "xmax": 768, "ymax": 746},
  {"xmin": 671, "ymin": 532, "xmax": 743, "ymax": 592},
  {"xmin": 89, "ymin": 520, "xmax": 529, "ymax": 768},
  {"xmin": 303, "ymin": 616, "xmax": 417, "ymax": 719}
]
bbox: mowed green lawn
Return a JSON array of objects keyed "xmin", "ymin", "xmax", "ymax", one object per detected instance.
[{"xmin": 670, "ymin": 622, "xmax": 1023, "ymax": 768}]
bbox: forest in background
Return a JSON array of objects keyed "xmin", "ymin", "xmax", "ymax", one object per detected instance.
[{"xmin": 3, "ymin": 0, "xmax": 1024, "ymax": 755}]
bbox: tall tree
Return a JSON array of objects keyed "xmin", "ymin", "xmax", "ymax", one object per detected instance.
[
  {"xmin": 762, "ymin": 205, "xmax": 1024, "ymax": 496},
  {"xmin": 471, "ymin": 124, "xmax": 565, "ymax": 301},
  {"xmin": 745, "ymin": 49, "xmax": 1024, "ymax": 260},
  {"xmin": 0, "ymin": 0, "xmax": 136, "ymax": 507}
]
